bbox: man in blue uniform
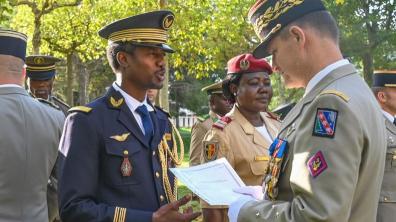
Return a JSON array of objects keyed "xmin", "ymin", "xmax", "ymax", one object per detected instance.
[{"xmin": 58, "ymin": 10, "xmax": 200, "ymax": 222}]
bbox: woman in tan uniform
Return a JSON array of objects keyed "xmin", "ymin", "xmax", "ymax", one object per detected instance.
[{"xmin": 200, "ymin": 53, "xmax": 280, "ymax": 222}]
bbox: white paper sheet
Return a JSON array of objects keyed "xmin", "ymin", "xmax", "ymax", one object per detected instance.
[{"xmin": 170, "ymin": 158, "xmax": 246, "ymax": 206}]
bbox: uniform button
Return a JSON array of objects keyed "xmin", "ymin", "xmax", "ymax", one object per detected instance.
[
  {"xmin": 255, "ymin": 212, "xmax": 260, "ymax": 217},
  {"xmin": 123, "ymin": 150, "xmax": 129, "ymax": 155},
  {"xmin": 155, "ymin": 172, "xmax": 160, "ymax": 178},
  {"xmin": 160, "ymin": 195, "xmax": 165, "ymax": 202},
  {"xmin": 384, "ymin": 197, "xmax": 388, "ymax": 201},
  {"xmin": 153, "ymin": 151, "xmax": 156, "ymax": 156}
]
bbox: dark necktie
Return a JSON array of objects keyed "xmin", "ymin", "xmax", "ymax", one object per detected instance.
[
  {"xmin": 136, "ymin": 105, "xmax": 153, "ymax": 142},
  {"xmin": 393, "ymin": 118, "xmax": 396, "ymax": 127}
]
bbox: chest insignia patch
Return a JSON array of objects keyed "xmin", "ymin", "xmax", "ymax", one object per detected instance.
[
  {"xmin": 110, "ymin": 133, "xmax": 130, "ymax": 142},
  {"xmin": 203, "ymin": 142, "xmax": 219, "ymax": 162},
  {"xmin": 313, "ymin": 108, "xmax": 338, "ymax": 138},
  {"xmin": 307, "ymin": 150, "xmax": 328, "ymax": 178},
  {"xmin": 121, "ymin": 150, "xmax": 132, "ymax": 177}
]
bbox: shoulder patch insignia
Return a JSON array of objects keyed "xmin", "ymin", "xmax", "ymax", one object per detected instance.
[
  {"xmin": 313, "ymin": 108, "xmax": 338, "ymax": 138},
  {"xmin": 212, "ymin": 116, "xmax": 232, "ymax": 130},
  {"xmin": 307, "ymin": 151, "xmax": 328, "ymax": 178},
  {"xmin": 319, "ymin": 90, "xmax": 350, "ymax": 102},
  {"xmin": 266, "ymin": 111, "xmax": 279, "ymax": 120},
  {"xmin": 68, "ymin": 106, "xmax": 92, "ymax": 113},
  {"xmin": 197, "ymin": 117, "xmax": 205, "ymax": 122},
  {"xmin": 203, "ymin": 141, "xmax": 219, "ymax": 162},
  {"xmin": 110, "ymin": 97, "xmax": 124, "ymax": 108}
]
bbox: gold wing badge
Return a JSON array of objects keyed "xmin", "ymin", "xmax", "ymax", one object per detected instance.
[
  {"xmin": 110, "ymin": 133, "xmax": 130, "ymax": 142},
  {"xmin": 110, "ymin": 97, "xmax": 124, "ymax": 108}
]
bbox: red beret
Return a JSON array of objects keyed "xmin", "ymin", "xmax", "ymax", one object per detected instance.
[{"xmin": 227, "ymin": 53, "xmax": 272, "ymax": 75}]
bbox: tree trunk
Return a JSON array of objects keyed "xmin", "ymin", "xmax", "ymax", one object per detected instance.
[
  {"xmin": 66, "ymin": 53, "xmax": 74, "ymax": 106},
  {"xmin": 362, "ymin": 52, "xmax": 374, "ymax": 86},
  {"xmin": 158, "ymin": 0, "xmax": 170, "ymax": 111},
  {"xmin": 76, "ymin": 57, "xmax": 89, "ymax": 105},
  {"xmin": 33, "ymin": 15, "xmax": 42, "ymax": 54}
]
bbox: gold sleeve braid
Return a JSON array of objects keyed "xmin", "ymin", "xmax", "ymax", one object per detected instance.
[
  {"xmin": 113, "ymin": 207, "xmax": 126, "ymax": 222},
  {"xmin": 158, "ymin": 119, "xmax": 184, "ymax": 202}
]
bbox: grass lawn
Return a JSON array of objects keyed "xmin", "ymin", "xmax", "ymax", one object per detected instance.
[{"xmin": 176, "ymin": 127, "xmax": 203, "ymax": 221}]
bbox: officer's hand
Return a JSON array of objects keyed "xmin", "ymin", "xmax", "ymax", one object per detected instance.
[
  {"xmin": 233, "ymin": 186, "xmax": 264, "ymax": 200},
  {"xmin": 152, "ymin": 195, "xmax": 201, "ymax": 222}
]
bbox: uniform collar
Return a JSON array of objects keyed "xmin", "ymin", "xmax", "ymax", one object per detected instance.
[
  {"xmin": 0, "ymin": 84, "xmax": 22, "ymax": 88},
  {"xmin": 209, "ymin": 110, "xmax": 220, "ymax": 121},
  {"xmin": 112, "ymin": 82, "xmax": 154, "ymax": 112},
  {"xmin": 382, "ymin": 110, "xmax": 395, "ymax": 123},
  {"xmin": 304, "ymin": 59, "xmax": 350, "ymax": 97}
]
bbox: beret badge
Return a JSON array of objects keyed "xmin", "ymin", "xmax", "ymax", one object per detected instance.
[{"xmin": 240, "ymin": 59, "xmax": 250, "ymax": 71}]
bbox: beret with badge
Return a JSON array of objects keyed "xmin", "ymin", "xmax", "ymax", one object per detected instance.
[
  {"xmin": 26, "ymin": 55, "xmax": 61, "ymax": 80},
  {"xmin": 373, "ymin": 70, "xmax": 396, "ymax": 88},
  {"xmin": 248, "ymin": 0, "xmax": 327, "ymax": 58},
  {"xmin": 0, "ymin": 29, "xmax": 27, "ymax": 61},
  {"xmin": 98, "ymin": 10, "xmax": 175, "ymax": 53},
  {"xmin": 223, "ymin": 53, "xmax": 273, "ymax": 100}
]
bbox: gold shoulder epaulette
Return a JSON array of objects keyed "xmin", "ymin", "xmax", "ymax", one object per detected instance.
[
  {"xmin": 68, "ymin": 106, "xmax": 92, "ymax": 113},
  {"xmin": 319, "ymin": 89, "xmax": 350, "ymax": 102}
]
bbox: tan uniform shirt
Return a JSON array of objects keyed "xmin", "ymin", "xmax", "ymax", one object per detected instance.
[
  {"xmin": 377, "ymin": 117, "xmax": 396, "ymax": 222},
  {"xmin": 189, "ymin": 111, "xmax": 217, "ymax": 166},
  {"xmin": 201, "ymin": 106, "xmax": 280, "ymax": 211},
  {"xmin": 238, "ymin": 64, "xmax": 387, "ymax": 222}
]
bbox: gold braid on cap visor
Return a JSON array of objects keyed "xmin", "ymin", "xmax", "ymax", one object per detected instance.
[
  {"xmin": 108, "ymin": 28, "xmax": 168, "ymax": 44},
  {"xmin": 0, "ymin": 30, "xmax": 27, "ymax": 42},
  {"xmin": 26, "ymin": 65, "xmax": 56, "ymax": 72}
]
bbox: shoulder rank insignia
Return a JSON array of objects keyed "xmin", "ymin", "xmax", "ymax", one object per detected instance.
[
  {"xmin": 197, "ymin": 116, "xmax": 205, "ymax": 122},
  {"xmin": 319, "ymin": 90, "xmax": 350, "ymax": 102},
  {"xmin": 68, "ymin": 106, "xmax": 92, "ymax": 113},
  {"xmin": 212, "ymin": 116, "xmax": 232, "ymax": 130},
  {"xmin": 266, "ymin": 111, "xmax": 279, "ymax": 120},
  {"xmin": 203, "ymin": 141, "xmax": 219, "ymax": 162},
  {"xmin": 307, "ymin": 150, "xmax": 328, "ymax": 178},
  {"xmin": 110, "ymin": 133, "xmax": 130, "ymax": 142},
  {"xmin": 110, "ymin": 97, "xmax": 124, "ymax": 108},
  {"xmin": 313, "ymin": 108, "xmax": 338, "ymax": 138}
]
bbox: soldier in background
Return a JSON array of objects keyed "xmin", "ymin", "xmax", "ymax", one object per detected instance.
[
  {"xmin": 0, "ymin": 29, "xmax": 64, "ymax": 222},
  {"xmin": 189, "ymin": 81, "xmax": 232, "ymax": 166},
  {"xmin": 372, "ymin": 70, "xmax": 396, "ymax": 222},
  {"xmin": 26, "ymin": 55, "xmax": 70, "ymax": 115},
  {"xmin": 26, "ymin": 55, "xmax": 67, "ymax": 222}
]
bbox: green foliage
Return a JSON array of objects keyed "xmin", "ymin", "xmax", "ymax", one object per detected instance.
[{"xmin": 0, "ymin": 0, "xmax": 13, "ymax": 27}]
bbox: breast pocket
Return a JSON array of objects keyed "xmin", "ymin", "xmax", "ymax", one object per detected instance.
[{"xmin": 103, "ymin": 139, "xmax": 142, "ymax": 186}]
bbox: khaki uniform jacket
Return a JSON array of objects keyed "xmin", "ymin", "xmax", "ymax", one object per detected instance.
[
  {"xmin": 377, "ymin": 117, "xmax": 396, "ymax": 222},
  {"xmin": 238, "ymin": 64, "xmax": 387, "ymax": 222},
  {"xmin": 0, "ymin": 86, "xmax": 64, "ymax": 222},
  {"xmin": 201, "ymin": 105, "xmax": 280, "ymax": 211},
  {"xmin": 189, "ymin": 111, "xmax": 217, "ymax": 166}
]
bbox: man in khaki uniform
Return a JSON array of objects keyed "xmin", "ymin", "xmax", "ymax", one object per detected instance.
[
  {"xmin": 228, "ymin": 1, "xmax": 387, "ymax": 222},
  {"xmin": 189, "ymin": 81, "xmax": 231, "ymax": 166},
  {"xmin": 372, "ymin": 70, "xmax": 396, "ymax": 222}
]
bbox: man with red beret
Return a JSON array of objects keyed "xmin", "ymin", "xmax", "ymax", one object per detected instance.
[
  {"xmin": 201, "ymin": 53, "xmax": 280, "ymax": 222},
  {"xmin": 228, "ymin": 0, "xmax": 386, "ymax": 222}
]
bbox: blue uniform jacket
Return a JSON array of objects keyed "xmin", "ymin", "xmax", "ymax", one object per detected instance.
[{"xmin": 58, "ymin": 86, "xmax": 176, "ymax": 222}]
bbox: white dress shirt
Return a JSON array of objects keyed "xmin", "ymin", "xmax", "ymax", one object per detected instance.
[
  {"xmin": 255, "ymin": 126, "xmax": 273, "ymax": 143},
  {"xmin": 304, "ymin": 59, "xmax": 350, "ymax": 97},
  {"xmin": 382, "ymin": 110, "xmax": 395, "ymax": 123},
  {"xmin": 112, "ymin": 82, "xmax": 153, "ymax": 135},
  {"xmin": 0, "ymin": 84, "xmax": 22, "ymax": 88}
]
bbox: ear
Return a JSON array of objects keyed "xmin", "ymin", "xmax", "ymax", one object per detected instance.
[
  {"xmin": 116, "ymin": 51, "xmax": 129, "ymax": 68},
  {"xmin": 289, "ymin": 26, "xmax": 306, "ymax": 46},
  {"xmin": 229, "ymin": 83, "xmax": 238, "ymax": 96},
  {"xmin": 377, "ymin": 91, "xmax": 386, "ymax": 103}
]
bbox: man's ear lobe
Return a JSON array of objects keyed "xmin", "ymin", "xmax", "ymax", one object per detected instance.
[
  {"xmin": 289, "ymin": 26, "xmax": 304, "ymax": 43},
  {"xmin": 117, "ymin": 51, "xmax": 128, "ymax": 68}
]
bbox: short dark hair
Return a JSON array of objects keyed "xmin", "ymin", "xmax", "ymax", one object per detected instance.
[
  {"xmin": 106, "ymin": 42, "xmax": 137, "ymax": 72},
  {"xmin": 280, "ymin": 11, "xmax": 339, "ymax": 44},
  {"xmin": 372, "ymin": 86, "xmax": 385, "ymax": 99}
]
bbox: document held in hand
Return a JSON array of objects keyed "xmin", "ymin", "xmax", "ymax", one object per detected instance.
[{"xmin": 170, "ymin": 158, "xmax": 246, "ymax": 206}]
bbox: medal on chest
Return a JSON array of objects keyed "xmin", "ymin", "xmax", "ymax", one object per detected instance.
[
  {"xmin": 263, "ymin": 138, "xmax": 288, "ymax": 200},
  {"xmin": 120, "ymin": 150, "xmax": 132, "ymax": 177}
]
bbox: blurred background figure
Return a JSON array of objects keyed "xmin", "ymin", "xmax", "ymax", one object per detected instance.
[
  {"xmin": 200, "ymin": 54, "xmax": 280, "ymax": 222},
  {"xmin": 147, "ymin": 88, "xmax": 159, "ymax": 105},
  {"xmin": 372, "ymin": 70, "xmax": 396, "ymax": 222},
  {"xmin": 189, "ymin": 80, "xmax": 232, "ymax": 167},
  {"xmin": 0, "ymin": 29, "xmax": 64, "ymax": 222},
  {"xmin": 26, "ymin": 55, "xmax": 70, "ymax": 115}
]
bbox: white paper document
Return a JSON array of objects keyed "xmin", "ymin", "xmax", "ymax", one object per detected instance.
[{"xmin": 170, "ymin": 158, "xmax": 246, "ymax": 206}]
